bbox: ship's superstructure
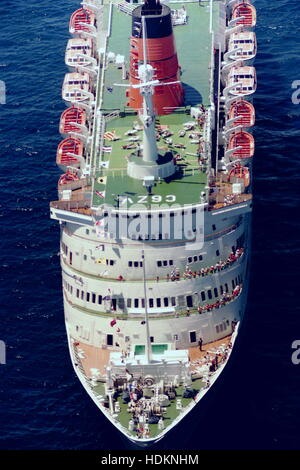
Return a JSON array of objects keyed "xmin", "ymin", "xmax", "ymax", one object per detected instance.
[{"xmin": 50, "ymin": 0, "xmax": 256, "ymax": 444}]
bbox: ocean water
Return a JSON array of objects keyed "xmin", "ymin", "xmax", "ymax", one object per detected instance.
[{"xmin": 0, "ymin": 0, "xmax": 299, "ymax": 450}]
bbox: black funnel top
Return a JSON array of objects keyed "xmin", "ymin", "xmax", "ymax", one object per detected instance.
[{"xmin": 141, "ymin": 0, "xmax": 162, "ymax": 16}]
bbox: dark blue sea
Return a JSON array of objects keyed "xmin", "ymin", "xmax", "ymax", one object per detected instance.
[{"xmin": 0, "ymin": 0, "xmax": 299, "ymax": 451}]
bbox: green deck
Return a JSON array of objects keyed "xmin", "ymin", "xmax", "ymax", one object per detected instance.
[
  {"xmin": 91, "ymin": 1, "xmax": 220, "ymax": 209},
  {"xmin": 93, "ymin": 377, "xmax": 205, "ymax": 439}
]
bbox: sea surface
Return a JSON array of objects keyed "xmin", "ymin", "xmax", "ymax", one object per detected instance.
[{"xmin": 0, "ymin": 0, "xmax": 299, "ymax": 450}]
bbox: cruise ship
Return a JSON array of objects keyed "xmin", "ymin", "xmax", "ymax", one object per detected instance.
[{"xmin": 50, "ymin": 0, "xmax": 256, "ymax": 444}]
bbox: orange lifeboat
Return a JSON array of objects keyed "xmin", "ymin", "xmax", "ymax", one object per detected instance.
[
  {"xmin": 59, "ymin": 106, "xmax": 86, "ymax": 136},
  {"xmin": 232, "ymin": 2, "xmax": 257, "ymax": 28},
  {"xmin": 228, "ymin": 131, "xmax": 254, "ymax": 160},
  {"xmin": 229, "ymin": 164, "xmax": 250, "ymax": 187},
  {"xmin": 58, "ymin": 170, "xmax": 79, "ymax": 186},
  {"xmin": 229, "ymin": 100, "xmax": 255, "ymax": 127},
  {"xmin": 56, "ymin": 137, "xmax": 84, "ymax": 168},
  {"xmin": 69, "ymin": 8, "xmax": 96, "ymax": 35}
]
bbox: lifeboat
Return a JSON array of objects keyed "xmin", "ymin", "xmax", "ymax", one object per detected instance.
[
  {"xmin": 58, "ymin": 170, "xmax": 80, "ymax": 186},
  {"xmin": 228, "ymin": 32, "xmax": 257, "ymax": 62},
  {"xmin": 229, "ymin": 163, "xmax": 250, "ymax": 187},
  {"xmin": 56, "ymin": 137, "xmax": 84, "ymax": 169},
  {"xmin": 62, "ymin": 72, "xmax": 92, "ymax": 104},
  {"xmin": 229, "ymin": 100, "xmax": 255, "ymax": 127},
  {"xmin": 232, "ymin": 2, "xmax": 256, "ymax": 28},
  {"xmin": 59, "ymin": 106, "xmax": 87, "ymax": 136},
  {"xmin": 65, "ymin": 38, "xmax": 94, "ymax": 70},
  {"xmin": 69, "ymin": 8, "xmax": 96, "ymax": 35},
  {"xmin": 227, "ymin": 66, "xmax": 256, "ymax": 96},
  {"xmin": 228, "ymin": 131, "xmax": 254, "ymax": 160}
]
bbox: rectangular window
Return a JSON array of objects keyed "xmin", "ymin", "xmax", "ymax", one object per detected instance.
[
  {"xmin": 134, "ymin": 261, "xmax": 139, "ymax": 267},
  {"xmin": 157, "ymin": 261, "xmax": 162, "ymax": 267},
  {"xmin": 171, "ymin": 297, "xmax": 176, "ymax": 306},
  {"xmin": 86, "ymin": 292, "xmax": 90, "ymax": 302},
  {"xmin": 201, "ymin": 291, "xmax": 206, "ymax": 301},
  {"xmin": 212, "ymin": 224, "xmax": 216, "ymax": 231},
  {"xmin": 207, "ymin": 290, "xmax": 212, "ymax": 300},
  {"xmin": 156, "ymin": 298, "xmax": 161, "ymax": 308},
  {"xmin": 127, "ymin": 298, "xmax": 132, "ymax": 308},
  {"xmin": 214, "ymin": 287, "xmax": 218, "ymax": 298},
  {"xmin": 199, "ymin": 255, "xmax": 203, "ymax": 261},
  {"xmin": 164, "ymin": 297, "xmax": 169, "ymax": 307},
  {"xmin": 186, "ymin": 295, "xmax": 193, "ymax": 308},
  {"xmin": 216, "ymin": 325, "xmax": 219, "ymax": 333},
  {"xmin": 150, "ymin": 336, "xmax": 154, "ymax": 343},
  {"xmin": 107, "ymin": 334, "xmax": 113, "ymax": 346},
  {"xmin": 189, "ymin": 331, "xmax": 197, "ymax": 343},
  {"xmin": 92, "ymin": 293, "xmax": 96, "ymax": 303},
  {"xmin": 169, "ymin": 260, "xmax": 173, "ymax": 266},
  {"xmin": 128, "ymin": 261, "xmax": 133, "ymax": 267},
  {"xmin": 220, "ymin": 285, "xmax": 224, "ymax": 295},
  {"xmin": 81, "ymin": 291, "xmax": 84, "ymax": 300},
  {"xmin": 188, "ymin": 257, "xmax": 192, "ymax": 263},
  {"xmin": 193, "ymin": 256, "xmax": 197, "ymax": 262},
  {"xmin": 216, "ymin": 250, "xmax": 220, "ymax": 257},
  {"xmin": 69, "ymin": 252, "xmax": 73, "ymax": 265},
  {"xmin": 232, "ymin": 279, "xmax": 235, "ymax": 289},
  {"xmin": 149, "ymin": 298, "xmax": 154, "ymax": 308},
  {"xmin": 225, "ymin": 283, "xmax": 229, "ymax": 293},
  {"xmin": 134, "ymin": 298, "xmax": 139, "ymax": 308},
  {"xmin": 98, "ymin": 295, "xmax": 102, "ymax": 305},
  {"xmin": 76, "ymin": 289, "xmax": 79, "ymax": 298},
  {"xmin": 141, "ymin": 298, "xmax": 145, "ymax": 308},
  {"xmin": 163, "ymin": 260, "xmax": 168, "ymax": 267}
]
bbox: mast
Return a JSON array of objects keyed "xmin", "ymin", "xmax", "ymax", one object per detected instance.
[{"xmin": 142, "ymin": 249, "xmax": 152, "ymax": 364}]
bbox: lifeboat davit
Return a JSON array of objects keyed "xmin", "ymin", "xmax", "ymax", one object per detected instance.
[
  {"xmin": 56, "ymin": 137, "xmax": 84, "ymax": 169},
  {"xmin": 229, "ymin": 163, "xmax": 250, "ymax": 187},
  {"xmin": 58, "ymin": 170, "xmax": 80, "ymax": 186},
  {"xmin": 232, "ymin": 2, "xmax": 256, "ymax": 28},
  {"xmin": 69, "ymin": 8, "xmax": 96, "ymax": 35},
  {"xmin": 228, "ymin": 131, "xmax": 254, "ymax": 160},
  {"xmin": 59, "ymin": 106, "xmax": 87, "ymax": 136},
  {"xmin": 229, "ymin": 100, "xmax": 255, "ymax": 127}
]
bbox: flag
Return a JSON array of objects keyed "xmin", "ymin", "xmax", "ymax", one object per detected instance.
[
  {"xmin": 103, "ymin": 146, "xmax": 112, "ymax": 153},
  {"xmin": 104, "ymin": 131, "xmax": 115, "ymax": 141},
  {"xmin": 110, "ymin": 319, "xmax": 116, "ymax": 327},
  {"xmin": 95, "ymin": 219, "xmax": 104, "ymax": 226},
  {"xmin": 97, "ymin": 176, "xmax": 107, "ymax": 185},
  {"xmin": 95, "ymin": 190, "xmax": 105, "ymax": 199}
]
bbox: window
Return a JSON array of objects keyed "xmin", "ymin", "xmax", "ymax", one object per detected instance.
[
  {"xmin": 69, "ymin": 252, "xmax": 73, "ymax": 265},
  {"xmin": 171, "ymin": 297, "xmax": 176, "ymax": 306},
  {"xmin": 107, "ymin": 334, "xmax": 113, "ymax": 346},
  {"xmin": 157, "ymin": 261, "xmax": 162, "ymax": 267},
  {"xmin": 128, "ymin": 261, "xmax": 133, "ymax": 267},
  {"xmin": 127, "ymin": 299, "xmax": 132, "ymax": 308},
  {"xmin": 83, "ymin": 254, "xmax": 87, "ymax": 261},
  {"xmin": 86, "ymin": 229, "xmax": 89, "ymax": 235},
  {"xmin": 189, "ymin": 331, "xmax": 197, "ymax": 343},
  {"xmin": 193, "ymin": 256, "xmax": 197, "ymax": 262},
  {"xmin": 156, "ymin": 298, "xmax": 161, "ymax": 308},
  {"xmin": 199, "ymin": 255, "xmax": 203, "ymax": 261},
  {"xmin": 201, "ymin": 291, "xmax": 206, "ymax": 301},
  {"xmin": 169, "ymin": 260, "xmax": 173, "ymax": 266},
  {"xmin": 164, "ymin": 297, "xmax": 169, "ymax": 307},
  {"xmin": 186, "ymin": 295, "xmax": 193, "ymax": 308},
  {"xmin": 214, "ymin": 287, "xmax": 218, "ymax": 298},
  {"xmin": 92, "ymin": 293, "xmax": 96, "ymax": 303},
  {"xmin": 149, "ymin": 298, "xmax": 154, "ymax": 308},
  {"xmin": 225, "ymin": 283, "xmax": 229, "ymax": 293},
  {"xmin": 150, "ymin": 336, "xmax": 154, "ymax": 343},
  {"xmin": 207, "ymin": 290, "xmax": 212, "ymax": 300},
  {"xmin": 81, "ymin": 291, "xmax": 84, "ymax": 300},
  {"xmin": 232, "ymin": 279, "xmax": 235, "ymax": 289},
  {"xmin": 188, "ymin": 257, "xmax": 192, "ymax": 263},
  {"xmin": 134, "ymin": 298, "xmax": 139, "ymax": 308},
  {"xmin": 98, "ymin": 295, "xmax": 102, "ymax": 305},
  {"xmin": 86, "ymin": 292, "xmax": 90, "ymax": 302},
  {"xmin": 216, "ymin": 250, "xmax": 220, "ymax": 257},
  {"xmin": 141, "ymin": 298, "xmax": 145, "ymax": 308},
  {"xmin": 134, "ymin": 261, "xmax": 139, "ymax": 267},
  {"xmin": 163, "ymin": 260, "xmax": 168, "ymax": 267},
  {"xmin": 76, "ymin": 289, "xmax": 79, "ymax": 298},
  {"xmin": 220, "ymin": 285, "xmax": 224, "ymax": 295},
  {"xmin": 173, "ymin": 334, "xmax": 179, "ymax": 341},
  {"xmin": 212, "ymin": 224, "xmax": 216, "ymax": 231}
]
